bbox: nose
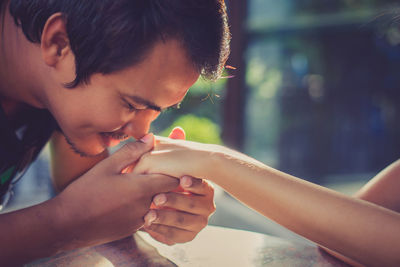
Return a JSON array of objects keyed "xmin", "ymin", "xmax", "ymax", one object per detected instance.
[{"xmin": 123, "ymin": 109, "xmax": 160, "ymax": 140}]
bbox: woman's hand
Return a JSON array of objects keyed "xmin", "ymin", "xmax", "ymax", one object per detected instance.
[
  {"xmin": 133, "ymin": 136, "xmax": 221, "ymax": 180},
  {"xmin": 136, "ymin": 128, "xmax": 216, "ymax": 245},
  {"xmin": 133, "ymin": 134, "xmax": 263, "ymax": 182},
  {"xmin": 142, "ymin": 175, "xmax": 216, "ymax": 245}
]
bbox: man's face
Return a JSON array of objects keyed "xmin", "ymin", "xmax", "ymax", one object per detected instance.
[{"xmin": 46, "ymin": 39, "xmax": 199, "ymax": 157}]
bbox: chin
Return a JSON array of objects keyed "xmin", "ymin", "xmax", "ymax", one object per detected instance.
[
  {"xmin": 64, "ymin": 134, "xmax": 107, "ymax": 158},
  {"xmin": 83, "ymin": 145, "xmax": 107, "ymax": 157}
]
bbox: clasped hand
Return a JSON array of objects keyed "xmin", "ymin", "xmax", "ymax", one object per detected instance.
[
  {"xmin": 137, "ymin": 128, "xmax": 216, "ymax": 245},
  {"xmin": 56, "ymin": 129, "xmax": 215, "ymax": 249}
]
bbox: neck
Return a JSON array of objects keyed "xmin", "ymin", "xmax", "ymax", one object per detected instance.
[{"xmin": 0, "ymin": 3, "xmax": 48, "ymax": 112}]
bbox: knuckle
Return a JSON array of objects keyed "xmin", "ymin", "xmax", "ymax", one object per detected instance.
[
  {"xmin": 209, "ymin": 202, "xmax": 216, "ymax": 214},
  {"xmin": 176, "ymin": 213, "xmax": 186, "ymax": 226},
  {"xmin": 203, "ymin": 181, "xmax": 215, "ymax": 195},
  {"xmin": 188, "ymin": 199, "xmax": 196, "ymax": 210},
  {"xmin": 199, "ymin": 197, "xmax": 215, "ymax": 215},
  {"xmin": 165, "ymin": 227, "xmax": 175, "ymax": 239}
]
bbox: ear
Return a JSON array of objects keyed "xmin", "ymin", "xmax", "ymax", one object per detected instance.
[{"xmin": 41, "ymin": 13, "xmax": 71, "ymax": 67}]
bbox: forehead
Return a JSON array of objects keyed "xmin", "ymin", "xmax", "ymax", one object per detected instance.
[{"xmin": 106, "ymin": 39, "xmax": 199, "ymax": 106}]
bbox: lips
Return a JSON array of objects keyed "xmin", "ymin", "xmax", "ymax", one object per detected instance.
[{"xmin": 100, "ymin": 132, "xmax": 129, "ymax": 147}]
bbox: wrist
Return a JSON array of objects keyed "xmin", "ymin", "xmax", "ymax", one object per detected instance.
[{"xmin": 203, "ymin": 144, "xmax": 228, "ymax": 183}]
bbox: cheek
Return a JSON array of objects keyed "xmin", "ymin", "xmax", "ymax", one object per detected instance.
[
  {"xmin": 90, "ymin": 114, "xmax": 125, "ymax": 132},
  {"xmin": 82, "ymin": 104, "xmax": 127, "ymax": 131},
  {"xmin": 54, "ymin": 96, "xmax": 125, "ymax": 133}
]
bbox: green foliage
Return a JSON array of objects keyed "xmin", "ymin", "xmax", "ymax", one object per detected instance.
[
  {"xmin": 150, "ymin": 73, "xmax": 228, "ymax": 134},
  {"xmin": 159, "ymin": 114, "xmax": 223, "ymax": 145},
  {"xmin": 188, "ymin": 74, "xmax": 228, "ymax": 97}
]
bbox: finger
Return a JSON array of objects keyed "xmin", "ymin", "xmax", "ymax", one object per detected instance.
[
  {"xmin": 133, "ymin": 150, "xmax": 204, "ymax": 179},
  {"xmin": 144, "ymin": 224, "xmax": 197, "ymax": 244},
  {"xmin": 167, "ymin": 128, "xmax": 188, "ymax": 192},
  {"xmin": 136, "ymin": 174, "xmax": 180, "ymax": 196},
  {"xmin": 180, "ymin": 176, "xmax": 215, "ymax": 196},
  {"xmin": 144, "ymin": 209, "xmax": 207, "ymax": 232},
  {"xmin": 168, "ymin": 127, "xmax": 186, "ymax": 140},
  {"xmin": 152, "ymin": 192, "xmax": 215, "ymax": 216},
  {"xmin": 132, "ymin": 150, "xmax": 186, "ymax": 176},
  {"xmin": 103, "ymin": 133, "xmax": 154, "ymax": 173}
]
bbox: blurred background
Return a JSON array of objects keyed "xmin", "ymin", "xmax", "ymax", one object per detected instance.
[{"xmin": 5, "ymin": 0, "xmax": 400, "ymax": 242}]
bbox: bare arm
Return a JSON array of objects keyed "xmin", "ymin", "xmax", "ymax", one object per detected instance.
[
  {"xmin": 213, "ymin": 155, "xmax": 400, "ymax": 267},
  {"xmin": 134, "ymin": 139, "xmax": 400, "ymax": 267},
  {"xmin": 321, "ymin": 159, "xmax": 400, "ymax": 266},
  {"xmin": 356, "ymin": 160, "xmax": 400, "ymax": 212}
]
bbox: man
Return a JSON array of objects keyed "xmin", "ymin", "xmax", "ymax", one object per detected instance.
[{"xmin": 0, "ymin": 0, "xmax": 230, "ymax": 265}]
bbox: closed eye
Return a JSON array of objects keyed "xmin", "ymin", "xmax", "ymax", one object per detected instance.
[{"xmin": 122, "ymin": 99, "xmax": 138, "ymax": 112}]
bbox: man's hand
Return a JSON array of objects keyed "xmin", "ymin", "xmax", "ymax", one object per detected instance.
[
  {"xmin": 141, "ymin": 128, "xmax": 216, "ymax": 245},
  {"xmin": 53, "ymin": 134, "xmax": 180, "ymax": 250}
]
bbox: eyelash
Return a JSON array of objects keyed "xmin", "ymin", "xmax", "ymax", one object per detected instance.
[
  {"xmin": 124, "ymin": 101, "xmax": 137, "ymax": 112},
  {"xmin": 123, "ymin": 99, "xmax": 181, "ymax": 113}
]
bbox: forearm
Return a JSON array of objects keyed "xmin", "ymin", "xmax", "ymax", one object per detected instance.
[
  {"xmin": 210, "ymin": 152, "xmax": 400, "ymax": 266},
  {"xmin": 135, "ymin": 141, "xmax": 400, "ymax": 265},
  {"xmin": 0, "ymin": 198, "xmax": 67, "ymax": 266},
  {"xmin": 321, "ymin": 160, "xmax": 400, "ymax": 266},
  {"xmin": 355, "ymin": 159, "xmax": 400, "ymax": 212}
]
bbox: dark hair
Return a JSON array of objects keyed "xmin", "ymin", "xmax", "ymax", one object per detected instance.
[{"xmin": 8, "ymin": 0, "xmax": 230, "ymax": 87}]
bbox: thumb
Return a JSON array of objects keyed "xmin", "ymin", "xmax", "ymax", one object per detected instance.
[
  {"xmin": 168, "ymin": 126, "xmax": 186, "ymax": 140},
  {"xmin": 103, "ymin": 133, "xmax": 154, "ymax": 174}
]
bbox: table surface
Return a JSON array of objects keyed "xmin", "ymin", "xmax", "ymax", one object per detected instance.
[{"xmin": 27, "ymin": 226, "xmax": 349, "ymax": 267}]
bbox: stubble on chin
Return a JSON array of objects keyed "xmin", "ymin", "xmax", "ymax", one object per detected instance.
[{"xmin": 63, "ymin": 134, "xmax": 105, "ymax": 158}]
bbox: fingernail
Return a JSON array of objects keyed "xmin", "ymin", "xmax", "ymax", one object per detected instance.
[
  {"xmin": 173, "ymin": 126, "xmax": 185, "ymax": 134},
  {"xmin": 140, "ymin": 133, "xmax": 154, "ymax": 144},
  {"xmin": 153, "ymin": 194, "xmax": 167, "ymax": 206},
  {"xmin": 144, "ymin": 210, "xmax": 157, "ymax": 226},
  {"xmin": 170, "ymin": 127, "xmax": 186, "ymax": 139},
  {"xmin": 181, "ymin": 176, "xmax": 192, "ymax": 188}
]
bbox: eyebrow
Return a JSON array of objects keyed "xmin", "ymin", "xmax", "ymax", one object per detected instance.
[{"xmin": 125, "ymin": 95, "xmax": 179, "ymax": 112}]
